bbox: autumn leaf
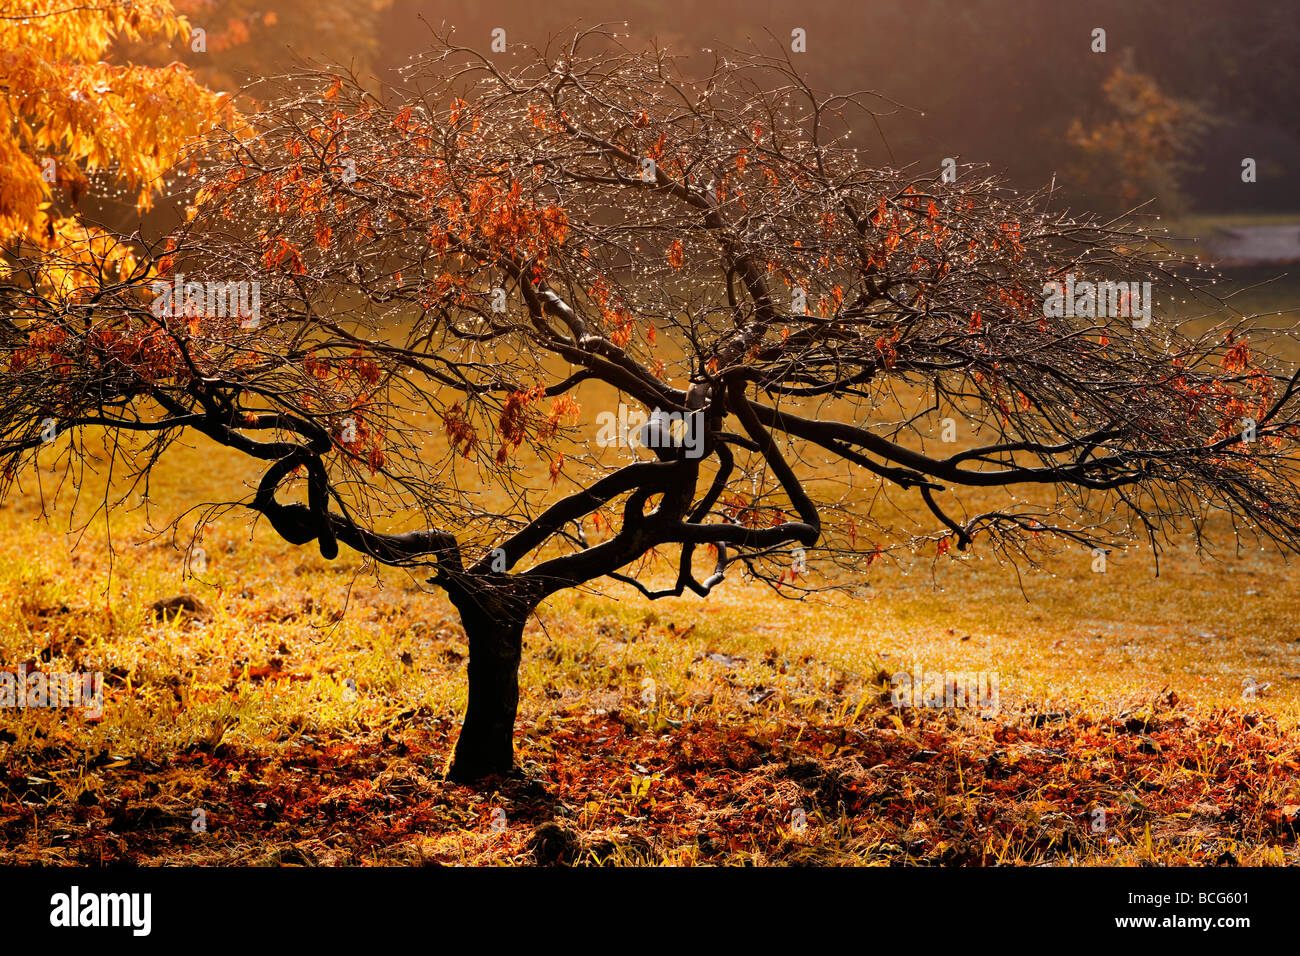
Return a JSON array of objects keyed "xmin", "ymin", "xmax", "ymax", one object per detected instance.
[{"xmin": 667, "ymin": 239, "xmax": 684, "ymax": 270}]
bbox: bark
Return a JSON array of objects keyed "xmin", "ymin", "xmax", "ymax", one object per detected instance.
[{"xmin": 446, "ymin": 589, "xmax": 530, "ymax": 781}]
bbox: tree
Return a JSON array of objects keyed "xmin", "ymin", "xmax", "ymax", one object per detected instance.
[
  {"xmin": 3, "ymin": 30, "xmax": 1300, "ymax": 781},
  {"xmin": 120, "ymin": 0, "xmax": 394, "ymax": 93},
  {"xmin": 1066, "ymin": 63, "xmax": 1206, "ymax": 216},
  {"xmin": 0, "ymin": 0, "xmax": 231, "ymax": 247}
]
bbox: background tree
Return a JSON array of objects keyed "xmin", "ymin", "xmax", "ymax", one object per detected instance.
[
  {"xmin": 1066, "ymin": 63, "xmax": 1206, "ymax": 217},
  {"xmin": 3, "ymin": 31, "xmax": 1300, "ymax": 781},
  {"xmin": 0, "ymin": 0, "xmax": 230, "ymax": 249},
  {"xmin": 119, "ymin": 0, "xmax": 394, "ymax": 94},
  {"xmin": 375, "ymin": 0, "xmax": 1300, "ymax": 215}
]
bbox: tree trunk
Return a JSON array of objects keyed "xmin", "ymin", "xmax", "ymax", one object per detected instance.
[{"xmin": 446, "ymin": 594, "xmax": 528, "ymax": 782}]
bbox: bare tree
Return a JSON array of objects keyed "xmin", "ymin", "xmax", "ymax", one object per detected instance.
[{"xmin": 4, "ymin": 30, "xmax": 1300, "ymax": 780}]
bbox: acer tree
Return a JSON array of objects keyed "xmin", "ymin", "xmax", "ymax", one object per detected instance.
[{"xmin": 4, "ymin": 31, "xmax": 1300, "ymax": 781}]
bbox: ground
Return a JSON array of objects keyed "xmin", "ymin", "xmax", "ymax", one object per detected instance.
[{"xmin": 2, "ymin": 441, "xmax": 1299, "ymax": 865}]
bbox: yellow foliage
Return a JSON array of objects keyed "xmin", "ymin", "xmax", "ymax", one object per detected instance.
[{"xmin": 0, "ymin": 0, "xmax": 233, "ymax": 245}]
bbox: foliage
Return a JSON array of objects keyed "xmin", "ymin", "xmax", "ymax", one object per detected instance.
[
  {"xmin": 1066, "ymin": 66, "xmax": 1207, "ymax": 216},
  {"xmin": 0, "ymin": 0, "xmax": 232, "ymax": 248}
]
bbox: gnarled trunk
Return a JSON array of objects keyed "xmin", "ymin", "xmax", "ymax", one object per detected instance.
[{"xmin": 446, "ymin": 591, "xmax": 529, "ymax": 782}]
